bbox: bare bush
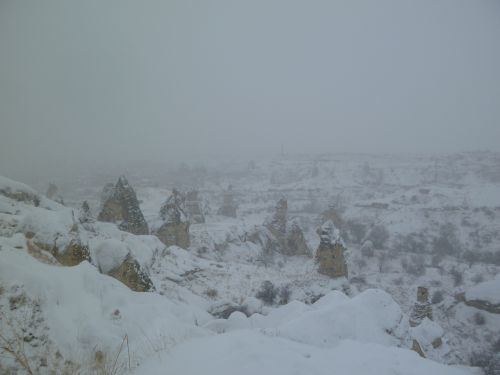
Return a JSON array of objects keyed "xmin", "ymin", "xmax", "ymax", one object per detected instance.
[
  {"xmin": 393, "ymin": 233, "xmax": 427, "ymax": 254},
  {"xmin": 473, "ymin": 312, "xmax": 486, "ymax": 325},
  {"xmin": 401, "ymin": 255, "xmax": 426, "ymax": 276},
  {"xmin": 368, "ymin": 225, "xmax": 389, "ymax": 250},
  {"xmin": 256, "ymin": 281, "xmax": 277, "ymax": 305},
  {"xmin": 470, "ymin": 351, "xmax": 500, "ymax": 375},
  {"xmin": 449, "ymin": 267, "xmax": 463, "ymax": 286},
  {"xmin": 360, "ymin": 240, "xmax": 374, "ymax": 257},
  {"xmin": 346, "ymin": 221, "xmax": 367, "ymax": 244},
  {"xmin": 432, "ymin": 223, "xmax": 462, "ymax": 256},
  {"xmin": 204, "ymin": 288, "xmax": 218, "ymax": 299},
  {"xmin": 278, "ymin": 285, "xmax": 291, "ymax": 305}
]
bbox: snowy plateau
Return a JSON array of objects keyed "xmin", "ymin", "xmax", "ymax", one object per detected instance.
[{"xmin": 1, "ymin": 151, "xmax": 500, "ymax": 375}]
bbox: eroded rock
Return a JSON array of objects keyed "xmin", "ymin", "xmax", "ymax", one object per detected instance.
[
  {"xmin": 97, "ymin": 176, "xmax": 149, "ymax": 235},
  {"xmin": 153, "ymin": 189, "xmax": 190, "ymax": 248},
  {"xmin": 315, "ymin": 220, "xmax": 348, "ymax": 278},
  {"xmin": 410, "ymin": 287, "xmax": 433, "ymax": 327}
]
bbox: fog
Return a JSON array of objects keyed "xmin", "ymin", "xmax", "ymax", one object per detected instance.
[{"xmin": 1, "ymin": 0, "xmax": 500, "ymax": 179}]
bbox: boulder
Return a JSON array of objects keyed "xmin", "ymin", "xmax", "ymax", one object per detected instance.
[
  {"xmin": 97, "ymin": 176, "xmax": 149, "ymax": 235},
  {"xmin": 315, "ymin": 220, "xmax": 348, "ymax": 278}
]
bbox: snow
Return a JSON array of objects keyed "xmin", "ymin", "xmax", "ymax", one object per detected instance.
[
  {"xmin": 465, "ymin": 274, "xmax": 500, "ymax": 304},
  {"xmin": 0, "ymin": 244, "xmax": 210, "ymax": 366},
  {"xmin": 410, "ymin": 318, "xmax": 444, "ymax": 347},
  {"xmin": 204, "ymin": 289, "xmax": 408, "ymax": 348},
  {"xmin": 135, "ymin": 330, "xmax": 476, "ymax": 375},
  {"xmin": 2, "ymin": 151, "xmax": 500, "ymax": 373}
]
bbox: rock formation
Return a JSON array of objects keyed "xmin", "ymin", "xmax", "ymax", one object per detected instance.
[
  {"xmin": 250, "ymin": 198, "xmax": 311, "ymax": 257},
  {"xmin": 410, "ymin": 287, "xmax": 433, "ymax": 327},
  {"xmin": 153, "ymin": 189, "xmax": 190, "ymax": 248},
  {"xmin": 315, "ymin": 220, "xmax": 348, "ymax": 278},
  {"xmin": 284, "ymin": 219, "xmax": 310, "ymax": 257},
  {"xmin": 52, "ymin": 238, "xmax": 92, "ymax": 267},
  {"xmin": 218, "ymin": 185, "xmax": 237, "ymax": 217},
  {"xmin": 266, "ymin": 198, "xmax": 288, "ymax": 238},
  {"xmin": 108, "ymin": 253, "xmax": 154, "ymax": 292},
  {"xmin": 97, "ymin": 176, "xmax": 149, "ymax": 235},
  {"xmin": 185, "ymin": 190, "xmax": 205, "ymax": 224}
]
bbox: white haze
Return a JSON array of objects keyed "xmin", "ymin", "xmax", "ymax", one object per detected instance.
[{"xmin": 1, "ymin": 0, "xmax": 500, "ymax": 179}]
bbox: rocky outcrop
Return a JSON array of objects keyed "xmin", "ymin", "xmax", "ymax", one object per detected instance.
[
  {"xmin": 217, "ymin": 185, "xmax": 237, "ymax": 217},
  {"xmin": 410, "ymin": 287, "xmax": 433, "ymax": 327},
  {"xmin": 251, "ymin": 198, "xmax": 310, "ymax": 257},
  {"xmin": 153, "ymin": 189, "xmax": 190, "ymax": 248},
  {"xmin": 185, "ymin": 190, "xmax": 205, "ymax": 224},
  {"xmin": 26, "ymin": 235, "xmax": 91, "ymax": 267},
  {"xmin": 315, "ymin": 220, "xmax": 348, "ymax": 278},
  {"xmin": 108, "ymin": 254, "xmax": 154, "ymax": 292},
  {"xmin": 0, "ymin": 185, "xmax": 40, "ymax": 207},
  {"xmin": 97, "ymin": 176, "xmax": 149, "ymax": 235},
  {"xmin": 52, "ymin": 238, "xmax": 92, "ymax": 267}
]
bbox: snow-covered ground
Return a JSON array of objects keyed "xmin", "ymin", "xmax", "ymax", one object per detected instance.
[{"xmin": 1, "ymin": 151, "xmax": 499, "ymax": 374}]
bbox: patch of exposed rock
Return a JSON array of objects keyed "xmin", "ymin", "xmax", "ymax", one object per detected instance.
[
  {"xmin": 315, "ymin": 220, "xmax": 348, "ymax": 278},
  {"xmin": 0, "ymin": 185, "xmax": 40, "ymax": 207},
  {"xmin": 108, "ymin": 253, "xmax": 154, "ymax": 292},
  {"xmin": 97, "ymin": 176, "xmax": 149, "ymax": 235},
  {"xmin": 153, "ymin": 189, "xmax": 190, "ymax": 248}
]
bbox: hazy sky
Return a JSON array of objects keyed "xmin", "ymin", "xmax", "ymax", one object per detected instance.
[{"xmin": 1, "ymin": 0, "xmax": 500, "ymax": 176}]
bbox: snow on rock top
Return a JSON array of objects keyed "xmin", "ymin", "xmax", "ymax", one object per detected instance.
[{"xmin": 135, "ymin": 330, "xmax": 476, "ymax": 375}]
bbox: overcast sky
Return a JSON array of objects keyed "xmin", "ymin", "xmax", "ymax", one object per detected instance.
[{"xmin": 1, "ymin": 0, "xmax": 500, "ymax": 177}]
